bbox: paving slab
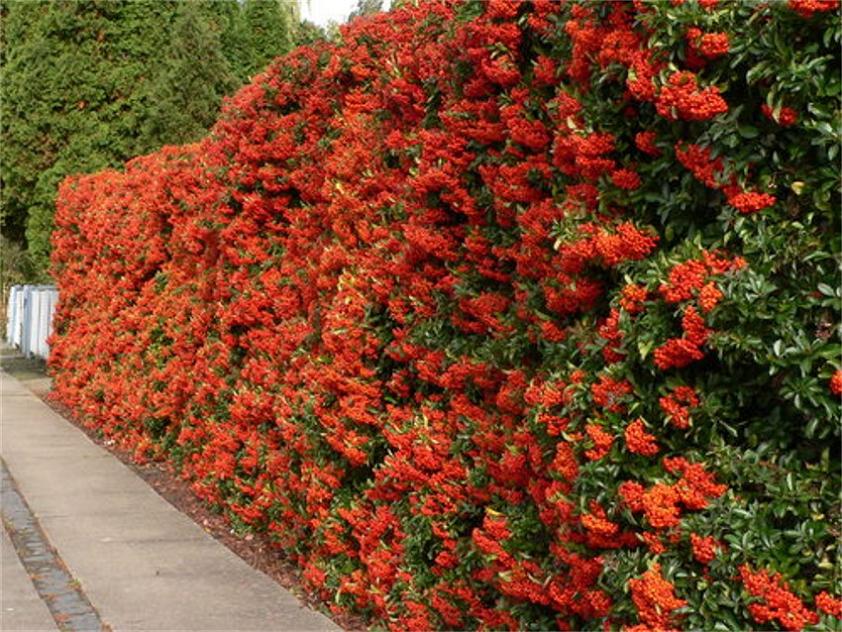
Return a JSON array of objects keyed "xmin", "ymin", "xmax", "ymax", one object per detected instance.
[
  {"xmin": 2, "ymin": 460, "xmax": 102, "ymax": 631},
  {"xmin": 1, "ymin": 526, "xmax": 59, "ymax": 631},
  {"xmin": 0, "ymin": 369, "xmax": 339, "ymax": 631}
]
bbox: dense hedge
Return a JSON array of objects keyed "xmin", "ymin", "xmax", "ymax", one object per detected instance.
[{"xmin": 50, "ymin": 1, "xmax": 841, "ymax": 629}]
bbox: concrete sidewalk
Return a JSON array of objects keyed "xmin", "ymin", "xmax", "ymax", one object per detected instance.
[
  {"xmin": 0, "ymin": 369, "xmax": 339, "ymax": 631},
  {"xmin": 2, "ymin": 527, "xmax": 58, "ymax": 630}
]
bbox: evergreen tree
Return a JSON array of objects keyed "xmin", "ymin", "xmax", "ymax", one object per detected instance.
[
  {"xmin": 243, "ymin": 0, "xmax": 293, "ymax": 77},
  {"xmin": 294, "ymin": 19, "xmax": 325, "ymax": 48},
  {"xmin": 348, "ymin": 0, "xmax": 383, "ymax": 21},
  {"xmin": 1, "ymin": 0, "xmax": 301, "ymax": 277},
  {"xmin": 1, "ymin": 0, "xmax": 178, "ymax": 273},
  {"xmin": 141, "ymin": 2, "xmax": 238, "ymax": 147},
  {"xmin": 199, "ymin": 0, "xmax": 253, "ymax": 84}
]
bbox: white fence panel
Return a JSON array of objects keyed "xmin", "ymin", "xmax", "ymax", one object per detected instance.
[{"xmin": 5, "ymin": 285, "xmax": 58, "ymax": 360}]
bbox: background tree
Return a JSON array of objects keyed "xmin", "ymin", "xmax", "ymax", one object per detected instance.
[
  {"xmin": 2, "ymin": 1, "xmax": 170, "ymax": 275},
  {"xmin": 0, "ymin": 0, "xmax": 300, "ymax": 279},
  {"xmin": 243, "ymin": 0, "xmax": 294, "ymax": 77},
  {"xmin": 140, "ymin": 2, "xmax": 239, "ymax": 148},
  {"xmin": 294, "ymin": 19, "xmax": 325, "ymax": 47},
  {"xmin": 348, "ymin": 0, "xmax": 382, "ymax": 21},
  {"xmin": 200, "ymin": 0, "xmax": 254, "ymax": 83}
]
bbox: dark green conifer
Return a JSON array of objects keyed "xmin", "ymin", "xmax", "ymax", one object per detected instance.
[{"xmin": 0, "ymin": 0, "xmax": 301, "ymax": 277}]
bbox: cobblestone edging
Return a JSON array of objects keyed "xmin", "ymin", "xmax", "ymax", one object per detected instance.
[{"xmin": 1, "ymin": 459, "xmax": 105, "ymax": 631}]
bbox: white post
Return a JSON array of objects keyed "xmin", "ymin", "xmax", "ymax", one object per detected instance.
[
  {"xmin": 6, "ymin": 286, "xmax": 19, "ymax": 343},
  {"xmin": 13, "ymin": 286, "xmax": 24, "ymax": 348},
  {"xmin": 27, "ymin": 288, "xmax": 41, "ymax": 358},
  {"xmin": 21, "ymin": 286, "xmax": 32, "ymax": 355},
  {"xmin": 37, "ymin": 289, "xmax": 50, "ymax": 359},
  {"xmin": 44, "ymin": 289, "xmax": 58, "ymax": 358}
]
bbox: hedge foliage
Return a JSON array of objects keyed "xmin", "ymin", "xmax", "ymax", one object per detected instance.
[{"xmin": 50, "ymin": 1, "xmax": 841, "ymax": 629}]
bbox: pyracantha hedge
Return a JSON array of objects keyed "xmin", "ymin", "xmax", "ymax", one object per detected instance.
[{"xmin": 50, "ymin": 1, "xmax": 841, "ymax": 629}]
